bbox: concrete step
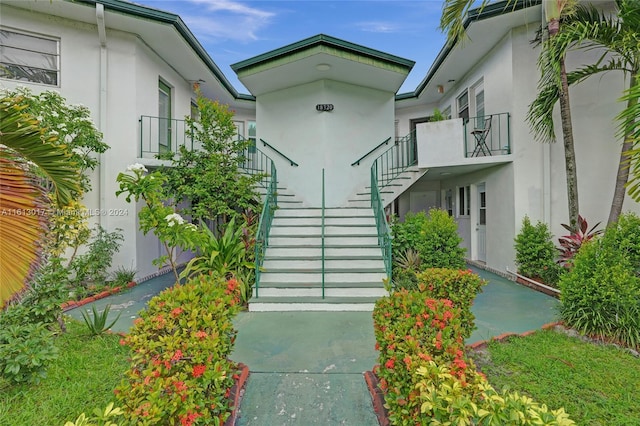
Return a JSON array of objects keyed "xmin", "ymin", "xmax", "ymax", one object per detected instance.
[
  {"xmin": 270, "ymin": 226, "xmax": 377, "ymax": 236},
  {"xmin": 269, "ymin": 216, "xmax": 376, "ymax": 226},
  {"xmin": 265, "ymin": 246, "xmax": 382, "ymax": 257},
  {"xmin": 248, "ymin": 296, "xmax": 381, "ymax": 312},
  {"xmin": 268, "ymin": 235, "xmax": 379, "ymax": 246},
  {"xmin": 259, "ymin": 271, "xmax": 386, "ymax": 284},
  {"xmin": 275, "ymin": 207, "xmax": 373, "ymax": 217},
  {"xmin": 262, "ymin": 258, "xmax": 384, "ymax": 270},
  {"xmin": 256, "ymin": 286, "xmax": 387, "ymax": 298}
]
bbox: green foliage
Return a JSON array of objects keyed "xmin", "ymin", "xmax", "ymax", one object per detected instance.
[
  {"xmin": 559, "ymin": 213, "xmax": 640, "ymax": 349},
  {"xmin": 157, "ymin": 93, "xmax": 262, "ymax": 223},
  {"xmin": 115, "ymin": 274, "xmax": 242, "ymax": 425},
  {"xmin": 0, "ymin": 322, "xmax": 58, "ymax": 385},
  {"xmin": 4, "ymin": 86, "xmax": 107, "ymax": 197},
  {"xmin": 392, "ymin": 209, "xmax": 466, "ymax": 275},
  {"xmin": 0, "ymin": 320, "xmax": 130, "ymax": 425},
  {"xmin": 64, "ymin": 403, "xmax": 123, "ymax": 426},
  {"xmin": 81, "ymin": 304, "xmax": 121, "ymax": 336},
  {"xmin": 68, "ymin": 226, "xmax": 124, "ymax": 291},
  {"xmin": 515, "ymin": 216, "xmax": 564, "ymax": 286},
  {"xmin": 416, "ymin": 268, "xmax": 486, "ymax": 338},
  {"xmin": 373, "ymin": 288, "xmax": 574, "ymax": 425},
  {"xmin": 557, "ymin": 214, "xmax": 603, "ymax": 269},
  {"xmin": 181, "ymin": 217, "xmax": 253, "ymax": 280},
  {"xmin": 110, "ymin": 266, "xmax": 137, "ymax": 286}
]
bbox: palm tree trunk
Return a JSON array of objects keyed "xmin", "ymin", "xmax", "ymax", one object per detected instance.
[
  {"xmin": 608, "ymin": 72, "xmax": 638, "ymax": 225},
  {"xmin": 559, "ymin": 57, "xmax": 580, "ymax": 226}
]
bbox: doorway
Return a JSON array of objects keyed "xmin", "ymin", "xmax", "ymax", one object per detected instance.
[{"xmin": 477, "ymin": 184, "xmax": 487, "ymax": 262}]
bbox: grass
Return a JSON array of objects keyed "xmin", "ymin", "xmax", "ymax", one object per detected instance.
[
  {"xmin": 471, "ymin": 328, "xmax": 640, "ymax": 425},
  {"xmin": 0, "ymin": 318, "xmax": 129, "ymax": 426}
]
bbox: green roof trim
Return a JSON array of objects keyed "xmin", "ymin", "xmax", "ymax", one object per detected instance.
[
  {"xmin": 231, "ymin": 34, "xmax": 415, "ymax": 75},
  {"xmin": 396, "ymin": 0, "xmax": 541, "ymax": 100},
  {"xmin": 72, "ymin": 0, "xmax": 255, "ymax": 101}
]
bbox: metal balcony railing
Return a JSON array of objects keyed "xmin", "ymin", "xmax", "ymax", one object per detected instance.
[
  {"xmin": 139, "ymin": 115, "xmax": 193, "ymax": 157},
  {"xmin": 463, "ymin": 112, "xmax": 511, "ymax": 158}
]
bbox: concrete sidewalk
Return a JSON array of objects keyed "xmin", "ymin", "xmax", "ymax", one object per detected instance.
[{"xmin": 231, "ymin": 312, "xmax": 379, "ymax": 425}]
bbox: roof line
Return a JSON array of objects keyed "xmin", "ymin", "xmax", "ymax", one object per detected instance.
[
  {"xmin": 231, "ymin": 33, "xmax": 415, "ymax": 73},
  {"xmin": 73, "ymin": 0, "xmax": 255, "ymax": 101},
  {"xmin": 395, "ymin": 0, "xmax": 541, "ymax": 101}
]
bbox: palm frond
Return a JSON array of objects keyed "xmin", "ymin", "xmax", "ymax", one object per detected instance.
[
  {"xmin": 0, "ymin": 95, "xmax": 80, "ymax": 206},
  {"xmin": 0, "ymin": 158, "xmax": 48, "ymax": 307}
]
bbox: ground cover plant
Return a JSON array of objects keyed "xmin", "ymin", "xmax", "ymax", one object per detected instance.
[
  {"xmin": 0, "ymin": 320, "xmax": 129, "ymax": 425},
  {"xmin": 471, "ymin": 328, "xmax": 640, "ymax": 425}
]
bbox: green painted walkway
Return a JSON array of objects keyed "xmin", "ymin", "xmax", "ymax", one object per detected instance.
[{"xmin": 231, "ymin": 312, "xmax": 379, "ymax": 425}]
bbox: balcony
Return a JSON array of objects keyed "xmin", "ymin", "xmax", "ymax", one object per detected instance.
[
  {"xmin": 416, "ymin": 112, "xmax": 511, "ymax": 170},
  {"xmin": 139, "ymin": 115, "xmax": 194, "ymax": 158}
]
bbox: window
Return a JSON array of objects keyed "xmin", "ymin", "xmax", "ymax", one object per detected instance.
[
  {"xmin": 479, "ymin": 190, "xmax": 486, "ymax": 225},
  {"xmin": 458, "ymin": 186, "xmax": 470, "ymax": 216},
  {"xmin": 0, "ymin": 29, "xmax": 59, "ymax": 86},
  {"xmin": 442, "ymin": 106, "xmax": 452, "ymax": 120},
  {"xmin": 158, "ymin": 80, "xmax": 172, "ymax": 152},
  {"xmin": 190, "ymin": 100, "xmax": 199, "ymax": 121},
  {"xmin": 445, "ymin": 189, "xmax": 453, "ymax": 216},
  {"xmin": 457, "ymin": 91, "xmax": 469, "ymax": 123},
  {"xmin": 248, "ymin": 120, "xmax": 256, "ymax": 153}
]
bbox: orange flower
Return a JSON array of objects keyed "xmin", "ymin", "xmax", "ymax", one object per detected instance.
[
  {"xmin": 192, "ymin": 364, "xmax": 206, "ymax": 378},
  {"xmin": 172, "ymin": 349, "xmax": 183, "ymax": 362}
]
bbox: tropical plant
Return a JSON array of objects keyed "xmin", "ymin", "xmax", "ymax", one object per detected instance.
[
  {"xmin": 68, "ymin": 226, "xmax": 124, "ymax": 292},
  {"xmin": 557, "ymin": 214, "xmax": 603, "ymax": 268},
  {"xmin": 514, "ymin": 216, "xmax": 564, "ymax": 286},
  {"xmin": 441, "ymin": 0, "xmax": 581, "ymax": 226},
  {"xmin": 529, "ymin": 0, "xmax": 640, "ymax": 224},
  {"xmin": 157, "ymin": 91, "xmax": 262, "ymax": 224},
  {"xmin": 110, "ymin": 266, "xmax": 137, "ymax": 287},
  {"xmin": 64, "ymin": 403, "xmax": 123, "ymax": 426},
  {"xmin": 559, "ymin": 213, "xmax": 640, "ymax": 349},
  {"xmin": 80, "ymin": 304, "xmax": 121, "ymax": 336},
  {"xmin": 116, "ymin": 274, "xmax": 242, "ymax": 425},
  {"xmin": 180, "ymin": 217, "xmax": 254, "ymax": 280},
  {"xmin": 0, "ymin": 93, "xmax": 80, "ymax": 307}
]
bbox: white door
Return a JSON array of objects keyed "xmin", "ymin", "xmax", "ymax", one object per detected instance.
[{"xmin": 477, "ymin": 184, "xmax": 487, "ymax": 262}]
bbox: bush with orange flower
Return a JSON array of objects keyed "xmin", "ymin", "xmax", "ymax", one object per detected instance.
[{"xmin": 115, "ymin": 273, "xmax": 241, "ymax": 425}]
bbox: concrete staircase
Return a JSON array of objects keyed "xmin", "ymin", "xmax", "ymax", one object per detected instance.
[
  {"xmin": 249, "ymin": 206, "xmax": 388, "ymax": 312},
  {"xmin": 346, "ymin": 166, "xmax": 428, "ymax": 208}
]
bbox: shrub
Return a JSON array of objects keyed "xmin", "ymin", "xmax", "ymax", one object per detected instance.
[
  {"xmin": 115, "ymin": 274, "xmax": 242, "ymax": 425},
  {"xmin": 514, "ymin": 216, "xmax": 563, "ymax": 286},
  {"xmin": 392, "ymin": 209, "xmax": 465, "ymax": 276},
  {"xmin": 372, "ymin": 289, "xmax": 574, "ymax": 425},
  {"xmin": 560, "ymin": 213, "xmax": 640, "ymax": 349},
  {"xmin": 68, "ymin": 226, "xmax": 124, "ymax": 291},
  {"xmin": 0, "ymin": 322, "xmax": 58, "ymax": 384},
  {"xmin": 415, "ymin": 268, "xmax": 486, "ymax": 338}
]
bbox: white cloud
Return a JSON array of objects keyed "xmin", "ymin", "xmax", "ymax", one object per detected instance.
[
  {"xmin": 182, "ymin": 0, "xmax": 275, "ymax": 42},
  {"xmin": 355, "ymin": 21, "xmax": 402, "ymax": 34}
]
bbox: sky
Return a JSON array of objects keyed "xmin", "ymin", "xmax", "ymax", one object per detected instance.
[{"xmin": 132, "ymin": 0, "xmax": 449, "ymax": 94}]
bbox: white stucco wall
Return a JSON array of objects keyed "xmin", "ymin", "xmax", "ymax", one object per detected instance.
[{"xmin": 257, "ymin": 79, "xmax": 395, "ymax": 206}]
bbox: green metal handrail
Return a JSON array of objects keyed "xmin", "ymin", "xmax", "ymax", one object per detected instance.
[
  {"xmin": 254, "ymin": 160, "xmax": 278, "ymax": 297},
  {"xmin": 371, "ymin": 162, "xmax": 392, "ymax": 278},
  {"xmin": 261, "ymin": 139, "xmax": 299, "ymax": 167},
  {"xmin": 372, "ymin": 129, "xmax": 417, "ymax": 189},
  {"xmin": 463, "ymin": 112, "xmax": 511, "ymax": 157},
  {"xmin": 139, "ymin": 115, "xmax": 193, "ymax": 157},
  {"xmin": 321, "ymin": 168, "xmax": 326, "ymax": 299},
  {"xmin": 351, "ymin": 137, "xmax": 392, "ymax": 166},
  {"xmin": 237, "ymin": 135, "xmax": 274, "ymax": 189}
]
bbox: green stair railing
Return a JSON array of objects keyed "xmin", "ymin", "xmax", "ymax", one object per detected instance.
[
  {"xmin": 254, "ymin": 159, "xmax": 278, "ymax": 297},
  {"xmin": 371, "ymin": 162, "xmax": 392, "ymax": 278},
  {"xmin": 351, "ymin": 137, "xmax": 392, "ymax": 166},
  {"xmin": 321, "ymin": 168, "xmax": 326, "ymax": 299},
  {"xmin": 261, "ymin": 139, "xmax": 299, "ymax": 167},
  {"xmin": 373, "ymin": 129, "xmax": 417, "ymax": 189},
  {"xmin": 238, "ymin": 135, "xmax": 274, "ymax": 189}
]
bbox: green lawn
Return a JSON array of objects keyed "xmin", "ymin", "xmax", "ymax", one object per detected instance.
[
  {"xmin": 471, "ymin": 329, "xmax": 640, "ymax": 425},
  {"xmin": 0, "ymin": 318, "xmax": 129, "ymax": 426}
]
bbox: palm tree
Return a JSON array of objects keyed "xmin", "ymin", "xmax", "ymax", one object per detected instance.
[
  {"xmin": 441, "ymin": 0, "xmax": 580, "ymax": 225},
  {"xmin": 527, "ymin": 0, "xmax": 639, "ymax": 225},
  {"xmin": 0, "ymin": 93, "xmax": 80, "ymax": 307}
]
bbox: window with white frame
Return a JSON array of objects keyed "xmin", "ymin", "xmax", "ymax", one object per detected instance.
[
  {"xmin": 247, "ymin": 120, "xmax": 256, "ymax": 153},
  {"xmin": 0, "ymin": 29, "xmax": 59, "ymax": 86}
]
